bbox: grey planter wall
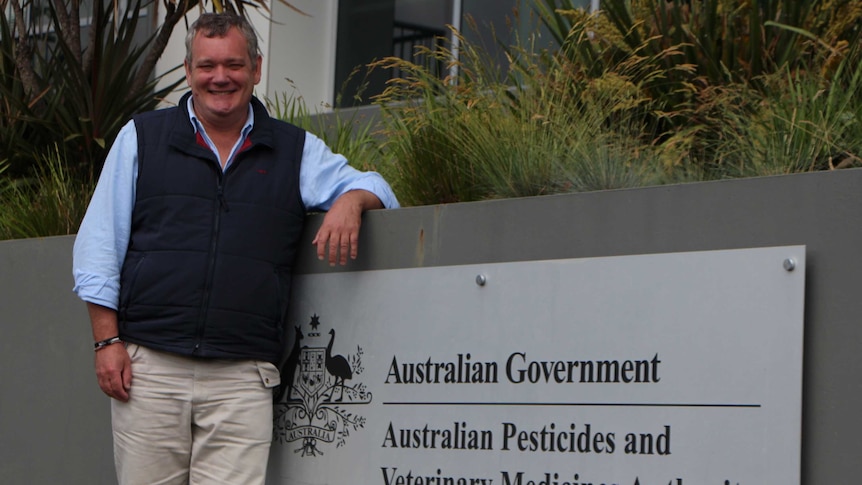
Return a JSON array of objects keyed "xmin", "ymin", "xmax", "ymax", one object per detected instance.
[{"xmin": 2, "ymin": 169, "xmax": 860, "ymax": 483}]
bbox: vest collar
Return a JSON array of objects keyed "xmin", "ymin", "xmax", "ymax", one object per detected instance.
[{"xmin": 168, "ymin": 92, "xmax": 276, "ymax": 161}]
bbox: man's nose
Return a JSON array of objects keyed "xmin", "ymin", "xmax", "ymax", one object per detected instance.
[{"xmin": 212, "ymin": 65, "xmax": 229, "ymax": 82}]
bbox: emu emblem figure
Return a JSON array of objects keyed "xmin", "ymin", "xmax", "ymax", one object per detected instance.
[{"xmin": 325, "ymin": 329, "xmax": 352, "ymax": 401}]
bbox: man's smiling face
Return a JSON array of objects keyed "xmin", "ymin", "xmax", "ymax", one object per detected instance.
[{"xmin": 184, "ymin": 26, "xmax": 261, "ymax": 129}]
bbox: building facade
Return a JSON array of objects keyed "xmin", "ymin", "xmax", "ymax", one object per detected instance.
[{"xmin": 156, "ymin": 0, "xmax": 594, "ymax": 109}]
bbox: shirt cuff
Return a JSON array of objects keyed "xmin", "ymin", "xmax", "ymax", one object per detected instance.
[
  {"xmin": 342, "ymin": 176, "xmax": 400, "ymax": 210},
  {"xmin": 72, "ymin": 273, "xmax": 120, "ymax": 311}
]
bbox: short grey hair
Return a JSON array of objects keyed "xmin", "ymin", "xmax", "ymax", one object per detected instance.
[{"xmin": 185, "ymin": 13, "xmax": 260, "ymax": 65}]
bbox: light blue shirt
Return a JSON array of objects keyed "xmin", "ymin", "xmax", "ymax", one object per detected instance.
[{"xmin": 73, "ymin": 98, "xmax": 399, "ymax": 310}]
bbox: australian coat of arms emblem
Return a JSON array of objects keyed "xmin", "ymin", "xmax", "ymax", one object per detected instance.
[{"xmin": 273, "ymin": 314, "xmax": 371, "ymax": 456}]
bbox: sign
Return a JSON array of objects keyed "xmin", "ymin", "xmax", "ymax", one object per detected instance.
[{"xmin": 268, "ymin": 246, "xmax": 805, "ymax": 485}]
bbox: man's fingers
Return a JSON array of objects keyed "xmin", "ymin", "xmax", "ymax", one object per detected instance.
[
  {"xmin": 316, "ymin": 238, "xmax": 326, "ymax": 261},
  {"xmin": 313, "ymin": 207, "xmax": 362, "ymax": 266},
  {"xmin": 98, "ymin": 375, "xmax": 111, "ymax": 396},
  {"xmin": 314, "ymin": 232, "xmax": 356, "ymax": 266},
  {"xmin": 114, "ymin": 376, "xmax": 130, "ymax": 402},
  {"xmin": 325, "ymin": 233, "xmax": 336, "ymax": 266},
  {"xmin": 122, "ymin": 358, "xmax": 133, "ymax": 391},
  {"xmin": 313, "ymin": 229, "xmax": 328, "ymax": 261},
  {"xmin": 98, "ymin": 373, "xmax": 124, "ymax": 401},
  {"xmin": 340, "ymin": 237, "xmax": 350, "ymax": 265},
  {"xmin": 95, "ymin": 345, "xmax": 131, "ymax": 402},
  {"xmin": 350, "ymin": 233, "xmax": 359, "ymax": 260},
  {"xmin": 313, "ymin": 230, "xmax": 340, "ymax": 266},
  {"xmin": 106, "ymin": 371, "xmax": 130, "ymax": 402}
]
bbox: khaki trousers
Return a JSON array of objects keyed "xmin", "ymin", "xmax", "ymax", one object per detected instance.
[{"xmin": 112, "ymin": 343, "xmax": 280, "ymax": 485}]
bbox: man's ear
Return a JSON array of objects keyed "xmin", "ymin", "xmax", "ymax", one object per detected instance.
[
  {"xmin": 184, "ymin": 59, "xmax": 192, "ymax": 87},
  {"xmin": 254, "ymin": 55, "xmax": 263, "ymax": 84}
]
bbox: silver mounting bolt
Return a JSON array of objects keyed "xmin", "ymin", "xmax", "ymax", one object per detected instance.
[
  {"xmin": 783, "ymin": 258, "xmax": 796, "ymax": 272},
  {"xmin": 475, "ymin": 274, "xmax": 487, "ymax": 286}
]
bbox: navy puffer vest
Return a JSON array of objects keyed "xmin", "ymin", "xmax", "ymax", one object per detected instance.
[{"xmin": 119, "ymin": 93, "xmax": 306, "ymax": 364}]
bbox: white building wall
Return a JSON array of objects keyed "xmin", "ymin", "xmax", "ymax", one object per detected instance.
[{"xmin": 266, "ymin": 0, "xmax": 338, "ymax": 111}]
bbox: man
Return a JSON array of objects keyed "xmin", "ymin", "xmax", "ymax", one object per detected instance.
[{"xmin": 72, "ymin": 13, "xmax": 398, "ymax": 484}]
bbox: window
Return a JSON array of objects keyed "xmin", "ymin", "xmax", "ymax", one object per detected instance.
[
  {"xmin": 334, "ymin": 0, "xmax": 594, "ymax": 107},
  {"xmin": 335, "ymin": 0, "xmax": 457, "ymax": 107}
]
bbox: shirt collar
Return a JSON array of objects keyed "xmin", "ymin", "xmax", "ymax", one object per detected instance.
[{"xmin": 185, "ymin": 95, "xmax": 255, "ymax": 138}]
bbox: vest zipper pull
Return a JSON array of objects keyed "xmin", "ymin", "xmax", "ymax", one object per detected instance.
[{"xmin": 218, "ymin": 187, "xmax": 230, "ymax": 212}]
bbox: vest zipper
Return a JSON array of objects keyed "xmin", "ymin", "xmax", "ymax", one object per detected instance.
[
  {"xmin": 194, "ymin": 171, "xmax": 228, "ymax": 354},
  {"xmin": 218, "ymin": 185, "xmax": 230, "ymax": 212}
]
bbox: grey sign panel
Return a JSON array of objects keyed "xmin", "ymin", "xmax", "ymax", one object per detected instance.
[{"xmin": 270, "ymin": 246, "xmax": 805, "ymax": 484}]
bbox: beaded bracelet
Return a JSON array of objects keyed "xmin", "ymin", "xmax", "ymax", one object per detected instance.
[{"xmin": 94, "ymin": 336, "xmax": 123, "ymax": 352}]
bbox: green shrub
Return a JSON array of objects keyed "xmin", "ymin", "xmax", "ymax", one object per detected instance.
[
  {"xmin": 0, "ymin": 146, "xmax": 94, "ymax": 240},
  {"xmin": 715, "ymin": 48, "xmax": 862, "ymax": 176},
  {"xmin": 266, "ymin": 88, "xmax": 396, "ymax": 188},
  {"xmin": 373, "ymin": 19, "xmax": 674, "ymax": 204},
  {"xmin": 369, "ymin": 0, "xmax": 861, "ymax": 206}
]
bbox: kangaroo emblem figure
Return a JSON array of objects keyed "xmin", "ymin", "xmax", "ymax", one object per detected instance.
[{"xmin": 276, "ymin": 326, "xmax": 303, "ymax": 402}]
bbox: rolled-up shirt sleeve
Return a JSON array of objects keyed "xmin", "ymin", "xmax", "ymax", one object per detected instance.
[
  {"xmin": 299, "ymin": 131, "xmax": 400, "ymax": 211},
  {"xmin": 72, "ymin": 120, "xmax": 138, "ymax": 310}
]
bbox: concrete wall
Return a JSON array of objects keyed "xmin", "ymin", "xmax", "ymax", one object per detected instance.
[{"xmin": 2, "ymin": 169, "xmax": 862, "ymax": 483}]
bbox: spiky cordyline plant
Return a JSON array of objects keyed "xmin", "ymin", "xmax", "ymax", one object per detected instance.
[{"xmin": 2, "ymin": 0, "xmax": 306, "ymax": 179}]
